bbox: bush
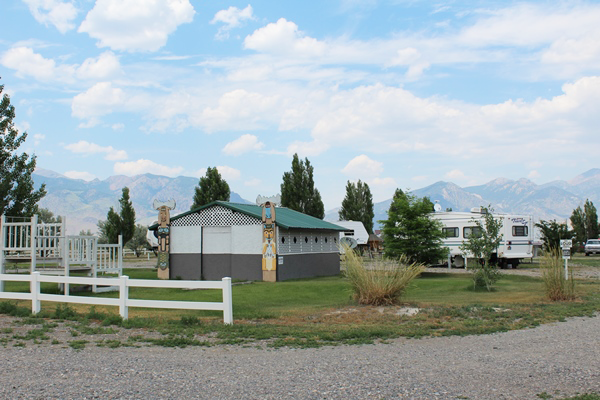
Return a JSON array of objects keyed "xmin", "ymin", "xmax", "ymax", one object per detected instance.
[
  {"xmin": 343, "ymin": 245, "xmax": 423, "ymax": 306},
  {"xmin": 540, "ymin": 249, "xmax": 576, "ymax": 301}
]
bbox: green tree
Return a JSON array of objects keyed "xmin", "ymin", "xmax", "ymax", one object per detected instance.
[
  {"xmin": 0, "ymin": 82, "xmax": 46, "ymax": 216},
  {"xmin": 459, "ymin": 206, "xmax": 503, "ymax": 291},
  {"xmin": 339, "ymin": 180, "xmax": 375, "ymax": 234},
  {"xmin": 78, "ymin": 229, "xmax": 93, "ymax": 236},
  {"xmin": 97, "ymin": 187, "xmax": 135, "ymax": 244},
  {"xmin": 379, "ymin": 189, "xmax": 446, "ymax": 264},
  {"xmin": 119, "ymin": 187, "xmax": 135, "ymax": 244},
  {"xmin": 536, "ymin": 220, "xmax": 573, "ymax": 252},
  {"xmin": 584, "ymin": 199, "xmax": 598, "ymax": 241},
  {"xmin": 280, "ymin": 153, "xmax": 324, "ymax": 219},
  {"xmin": 126, "ymin": 224, "xmax": 150, "ymax": 257},
  {"xmin": 36, "ymin": 208, "xmax": 62, "ymax": 223},
  {"xmin": 570, "ymin": 206, "xmax": 586, "ymax": 245},
  {"xmin": 191, "ymin": 167, "xmax": 230, "ymax": 210}
]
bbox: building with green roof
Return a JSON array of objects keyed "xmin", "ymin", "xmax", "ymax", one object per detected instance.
[{"xmin": 148, "ymin": 201, "xmax": 346, "ymax": 281}]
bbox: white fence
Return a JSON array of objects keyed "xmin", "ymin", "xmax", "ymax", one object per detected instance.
[{"xmin": 0, "ymin": 272, "xmax": 233, "ymax": 324}]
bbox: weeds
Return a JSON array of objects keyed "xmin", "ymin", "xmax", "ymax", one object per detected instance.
[
  {"xmin": 540, "ymin": 249, "xmax": 576, "ymax": 301},
  {"xmin": 344, "ymin": 245, "xmax": 423, "ymax": 306}
]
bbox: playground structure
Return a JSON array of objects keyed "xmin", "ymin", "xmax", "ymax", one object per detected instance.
[{"xmin": 0, "ymin": 215, "xmax": 123, "ymax": 293}]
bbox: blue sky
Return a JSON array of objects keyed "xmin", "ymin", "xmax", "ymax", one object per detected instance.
[{"xmin": 1, "ymin": 0, "xmax": 599, "ymax": 210}]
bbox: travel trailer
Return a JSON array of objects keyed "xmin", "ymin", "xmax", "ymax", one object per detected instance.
[{"xmin": 430, "ymin": 207, "xmax": 534, "ymax": 268}]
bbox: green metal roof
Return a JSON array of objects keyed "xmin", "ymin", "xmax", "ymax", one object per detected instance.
[{"xmin": 149, "ymin": 201, "xmax": 346, "ymax": 231}]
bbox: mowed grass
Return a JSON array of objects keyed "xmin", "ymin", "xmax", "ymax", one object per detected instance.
[{"xmin": 1, "ymin": 267, "xmax": 599, "ymax": 348}]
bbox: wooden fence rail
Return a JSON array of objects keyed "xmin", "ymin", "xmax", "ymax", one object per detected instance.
[{"xmin": 0, "ymin": 272, "xmax": 233, "ymax": 324}]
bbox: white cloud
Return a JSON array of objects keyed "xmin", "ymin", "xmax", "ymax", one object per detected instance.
[
  {"xmin": 34, "ymin": 133, "xmax": 45, "ymax": 146},
  {"xmin": 79, "ymin": 0, "xmax": 195, "ymax": 52},
  {"xmin": 244, "ymin": 18, "xmax": 326, "ymax": 57},
  {"xmin": 64, "ymin": 170, "xmax": 97, "ymax": 181},
  {"xmin": 75, "ymin": 51, "xmax": 121, "ymax": 79},
  {"xmin": 113, "ymin": 159, "xmax": 184, "ymax": 177},
  {"xmin": 23, "ymin": 0, "xmax": 78, "ymax": 33},
  {"xmin": 445, "ymin": 169, "xmax": 466, "ymax": 181},
  {"xmin": 341, "ymin": 155, "xmax": 384, "ymax": 179},
  {"xmin": 211, "ymin": 5, "xmax": 254, "ymax": 40},
  {"xmin": 244, "ymin": 178, "xmax": 261, "ymax": 187},
  {"xmin": 65, "ymin": 140, "xmax": 128, "ymax": 160},
  {"xmin": 112, "ymin": 123, "xmax": 124, "ymax": 131},
  {"xmin": 71, "ymin": 82, "xmax": 126, "ymax": 119},
  {"xmin": 222, "ymin": 134, "xmax": 264, "ymax": 156},
  {"xmin": 216, "ymin": 165, "xmax": 241, "ymax": 181},
  {"xmin": 0, "ymin": 47, "xmax": 120, "ymax": 83},
  {"xmin": 528, "ymin": 170, "xmax": 541, "ymax": 179}
]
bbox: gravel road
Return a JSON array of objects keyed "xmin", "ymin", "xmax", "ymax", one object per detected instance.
[{"xmin": 0, "ymin": 314, "xmax": 598, "ymax": 399}]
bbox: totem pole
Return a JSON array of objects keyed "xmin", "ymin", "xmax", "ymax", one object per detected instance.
[
  {"xmin": 256, "ymin": 194, "xmax": 280, "ymax": 282},
  {"xmin": 154, "ymin": 199, "xmax": 176, "ymax": 280}
]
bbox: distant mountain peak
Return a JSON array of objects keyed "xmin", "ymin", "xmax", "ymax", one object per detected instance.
[{"xmin": 34, "ymin": 168, "xmax": 66, "ymax": 179}]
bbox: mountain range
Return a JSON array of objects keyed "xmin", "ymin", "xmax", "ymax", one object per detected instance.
[{"xmin": 31, "ymin": 168, "xmax": 600, "ymax": 234}]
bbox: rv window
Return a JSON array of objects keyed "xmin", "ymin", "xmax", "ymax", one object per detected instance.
[
  {"xmin": 442, "ymin": 227, "xmax": 459, "ymax": 238},
  {"xmin": 512, "ymin": 226, "xmax": 528, "ymax": 236},
  {"xmin": 464, "ymin": 226, "xmax": 482, "ymax": 238}
]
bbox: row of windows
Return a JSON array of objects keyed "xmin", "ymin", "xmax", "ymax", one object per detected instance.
[
  {"xmin": 280, "ymin": 236, "xmax": 338, "ymax": 245},
  {"xmin": 443, "ymin": 226, "xmax": 528, "ymax": 238}
]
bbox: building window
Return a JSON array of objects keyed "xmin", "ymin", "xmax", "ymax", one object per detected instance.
[
  {"xmin": 305, "ymin": 236, "xmax": 308, "ymax": 243},
  {"xmin": 315, "ymin": 237, "xmax": 318, "ymax": 243},
  {"xmin": 464, "ymin": 226, "xmax": 482, "ymax": 238},
  {"xmin": 325, "ymin": 237, "xmax": 328, "ymax": 243},
  {"xmin": 281, "ymin": 237, "xmax": 285, "ymax": 244},
  {"xmin": 293, "ymin": 237, "xmax": 297, "ymax": 243},
  {"xmin": 512, "ymin": 226, "xmax": 528, "ymax": 236},
  {"xmin": 442, "ymin": 227, "xmax": 459, "ymax": 238}
]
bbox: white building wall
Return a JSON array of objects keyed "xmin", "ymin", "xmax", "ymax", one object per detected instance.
[
  {"xmin": 170, "ymin": 226, "xmax": 202, "ymax": 254},
  {"xmin": 231, "ymin": 225, "xmax": 262, "ymax": 255},
  {"xmin": 202, "ymin": 227, "xmax": 232, "ymax": 254}
]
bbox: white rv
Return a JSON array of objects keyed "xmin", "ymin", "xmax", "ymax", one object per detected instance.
[{"xmin": 430, "ymin": 208, "xmax": 534, "ymax": 268}]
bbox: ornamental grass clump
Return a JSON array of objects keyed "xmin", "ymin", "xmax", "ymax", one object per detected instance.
[
  {"xmin": 342, "ymin": 244, "xmax": 423, "ymax": 306},
  {"xmin": 540, "ymin": 248, "xmax": 576, "ymax": 301}
]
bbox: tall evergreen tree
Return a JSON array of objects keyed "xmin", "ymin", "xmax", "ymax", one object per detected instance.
[
  {"xmin": 191, "ymin": 167, "xmax": 230, "ymax": 210},
  {"xmin": 584, "ymin": 199, "xmax": 598, "ymax": 240},
  {"xmin": 570, "ymin": 206, "xmax": 586, "ymax": 245},
  {"xmin": 280, "ymin": 153, "xmax": 324, "ymax": 219},
  {"xmin": 339, "ymin": 180, "xmax": 375, "ymax": 234},
  {"xmin": 0, "ymin": 82, "xmax": 46, "ymax": 216},
  {"xmin": 379, "ymin": 189, "xmax": 445, "ymax": 264},
  {"xmin": 97, "ymin": 187, "xmax": 136, "ymax": 244},
  {"xmin": 119, "ymin": 187, "xmax": 136, "ymax": 244}
]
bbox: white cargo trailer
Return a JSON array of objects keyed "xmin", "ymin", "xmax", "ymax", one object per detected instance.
[{"xmin": 430, "ymin": 208, "xmax": 534, "ymax": 268}]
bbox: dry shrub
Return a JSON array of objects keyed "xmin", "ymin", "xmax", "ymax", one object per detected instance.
[
  {"xmin": 343, "ymin": 245, "xmax": 423, "ymax": 306},
  {"xmin": 540, "ymin": 249, "xmax": 576, "ymax": 301}
]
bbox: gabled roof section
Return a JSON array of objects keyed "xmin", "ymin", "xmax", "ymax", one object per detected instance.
[{"xmin": 149, "ymin": 201, "xmax": 346, "ymax": 231}]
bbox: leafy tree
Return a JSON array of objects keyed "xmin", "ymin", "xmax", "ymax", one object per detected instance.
[
  {"xmin": 78, "ymin": 229, "xmax": 93, "ymax": 236},
  {"xmin": 0, "ymin": 82, "xmax": 46, "ymax": 216},
  {"xmin": 280, "ymin": 153, "xmax": 324, "ymax": 219},
  {"xmin": 459, "ymin": 206, "xmax": 503, "ymax": 291},
  {"xmin": 536, "ymin": 220, "xmax": 573, "ymax": 252},
  {"xmin": 570, "ymin": 206, "xmax": 586, "ymax": 245},
  {"xmin": 191, "ymin": 167, "xmax": 230, "ymax": 209},
  {"xmin": 119, "ymin": 187, "xmax": 135, "ymax": 244},
  {"xmin": 584, "ymin": 199, "xmax": 598, "ymax": 241},
  {"xmin": 339, "ymin": 180, "xmax": 375, "ymax": 234},
  {"xmin": 97, "ymin": 187, "xmax": 135, "ymax": 244},
  {"xmin": 36, "ymin": 208, "xmax": 61, "ymax": 223},
  {"xmin": 126, "ymin": 224, "xmax": 150, "ymax": 257},
  {"xmin": 379, "ymin": 189, "xmax": 446, "ymax": 264}
]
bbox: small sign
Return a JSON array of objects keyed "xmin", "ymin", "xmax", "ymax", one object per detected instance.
[
  {"xmin": 562, "ymin": 248, "xmax": 571, "ymax": 259},
  {"xmin": 560, "ymin": 239, "xmax": 572, "ymax": 249},
  {"xmin": 278, "ymin": 256, "xmax": 284, "ymax": 265}
]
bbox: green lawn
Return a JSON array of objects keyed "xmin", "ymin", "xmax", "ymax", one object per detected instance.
[{"xmin": 1, "ymin": 268, "xmax": 599, "ymax": 348}]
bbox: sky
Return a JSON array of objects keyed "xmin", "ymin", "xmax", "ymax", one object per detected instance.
[{"xmin": 1, "ymin": 0, "xmax": 600, "ymax": 211}]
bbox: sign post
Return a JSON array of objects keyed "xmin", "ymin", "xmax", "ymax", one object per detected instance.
[{"xmin": 560, "ymin": 239, "xmax": 572, "ymax": 280}]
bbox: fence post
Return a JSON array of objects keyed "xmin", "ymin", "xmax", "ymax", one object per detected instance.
[
  {"xmin": 31, "ymin": 215, "xmax": 37, "ymax": 272},
  {"xmin": 0, "ymin": 215, "xmax": 5, "ymax": 292},
  {"xmin": 31, "ymin": 271, "xmax": 41, "ymax": 314},
  {"xmin": 119, "ymin": 275, "xmax": 129, "ymax": 320},
  {"xmin": 222, "ymin": 277, "xmax": 233, "ymax": 325}
]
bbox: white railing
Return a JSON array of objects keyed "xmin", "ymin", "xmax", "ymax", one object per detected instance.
[{"xmin": 0, "ymin": 272, "xmax": 233, "ymax": 324}]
